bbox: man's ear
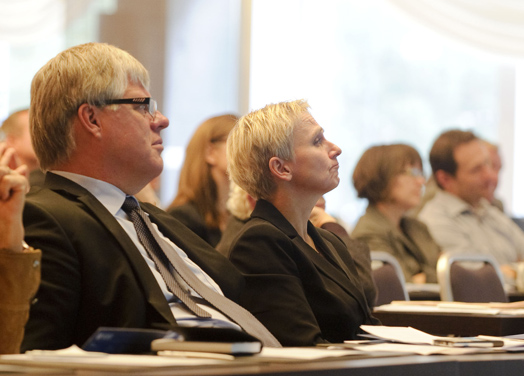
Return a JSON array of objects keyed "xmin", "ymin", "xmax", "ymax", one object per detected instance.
[
  {"xmin": 268, "ymin": 156, "xmax": 292, "ymax": 182},
  {"xmin": 435, "ymin": 170, "xmax": 454, "ymax": 191},
  {"xmin": 77, "ymin": 103, "xmax": 102, "ymax": 138}
]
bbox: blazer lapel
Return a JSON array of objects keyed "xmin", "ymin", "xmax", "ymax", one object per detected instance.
[
  {"xmin": 253, "ymin": 200, "xmax": 366, "ymax": 303},
  {"xmin": 44, "ymin": 173, "xmax": 177, "ymax": 326},
  {"xmin": 293, "ymin": 225, "xmax": 372, "ymax": 316}
]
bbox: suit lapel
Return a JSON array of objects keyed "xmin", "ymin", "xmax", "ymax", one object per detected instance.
[{"xmin": 44, "ymin": 173, "xmax": 177, "ymax": 326}]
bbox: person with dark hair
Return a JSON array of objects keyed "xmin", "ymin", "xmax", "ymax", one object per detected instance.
[
  {"xmin": 167, "ymin": 114, "xmax": 237, "ymax": 247},
  {"xmin": 419, "ymin": 129, "xmax": 524, "ymax": 283},
  {"xmin": 226, "ymin": 99, "xmax": 377, "ymax": 346},
  {"xmin": 352, "ymin": 144, "xmax": 440, "ymax": 284}
]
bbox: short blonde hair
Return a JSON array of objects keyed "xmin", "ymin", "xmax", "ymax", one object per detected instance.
[
  {"xmin": 227, "ymin": 100, "xmax": 310, "ymax": 200},
  {"xmin": 30, "ymin": 43, "xmax": 150, "ymax": 170}
]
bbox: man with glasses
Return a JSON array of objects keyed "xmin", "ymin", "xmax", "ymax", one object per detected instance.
[
  {"xmin": 418, "ymin": 129, "xmax": 524, "ymax": 286},
  {"xmin": 22, "ymin": 43, "xmax": 280, "ymax": 351}
]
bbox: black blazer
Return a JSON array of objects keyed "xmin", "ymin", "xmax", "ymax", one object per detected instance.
[
  {"xmin": 22, "ymin": 173, "xmax": 244, "ymax": 351},
  {"xmin": 225, "ymin": 200, "xmax": 378, "ymax": 346},
  {"xmin": 167, "ymin": 203, "xmax": 222, "ymax": 247}
]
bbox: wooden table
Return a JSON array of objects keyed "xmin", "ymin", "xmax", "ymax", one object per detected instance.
[{"xmin": 4, "ymin": 352, "xmax": 524, "ymax": 376}]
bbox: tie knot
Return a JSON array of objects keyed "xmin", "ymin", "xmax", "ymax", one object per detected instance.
[{"xmin": 121, "ymin": 195, "xmax": 140, "ymax": 215}]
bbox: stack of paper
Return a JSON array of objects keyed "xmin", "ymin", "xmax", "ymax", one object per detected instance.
[{"xmin": 351, "ymin": 325, "xmax": 524, "ymax": 355}]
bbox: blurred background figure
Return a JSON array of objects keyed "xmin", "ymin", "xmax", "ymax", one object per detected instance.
[
  {"xmin": 419, "ymin": 130, "xmax": 524, "ymax": 285},
  {"xmin": 412, "ymin": 138, "xmax": 504, "ymax": 217},
  {"xmin": 216, "ymin": 182, "xmax": 256, "ymax": 254},
  {"xmin": 135, "ymin": 176, "xmax": 161, "ymax": 206},
  {"xmin": 482, "ymin": 140, "xmax": 504, "ymax": 212},
  {"xmin": 0, "ymin": 142, "xmax": 41, "ymax": 354},
  {"xmin": 167, "ymin": 114, "xmax": 237, "ymax": 247},
  {"xmin": 1, "ymin": 109, "xmax": 44, "ymax": 187},
  {"xmin": 352, "ymin": 144, "xmax": 441, "ymax": 284}
]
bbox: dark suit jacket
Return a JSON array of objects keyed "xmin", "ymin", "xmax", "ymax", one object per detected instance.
[
  {"xmin": 224, "ymin": 200, "xmax": 378, "ymax": 346},
  {"xmin": 167, "ymin": 203, "xmax": 222, "ymax": 247},
  {"xmin": 218, "ymin": 217, "xmax": 377, "ymax": 307},
  {"xmin": 352, "ymin": 205, "xmax": 441, "ymax": 283},
  {"xmin": 21, "ymin": 173, "xmax": 244, "ymax": 351}
]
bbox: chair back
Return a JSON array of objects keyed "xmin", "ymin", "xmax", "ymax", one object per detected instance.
[
  {"xmin": 437, "ymin": 252, "xmax": 508, "ymax": 302},
  {"xmin": 370, "ymin": 251, "xmax": 409, "ymax": 306}
]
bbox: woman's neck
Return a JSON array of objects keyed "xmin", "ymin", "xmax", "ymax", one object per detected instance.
[
  {"xmin": 270, "ymin": 191, "xmax": 317, "ymax": 241},
  {"xmin": 375, "ymin": 201, "xmax": 405, "ymax": 228}
]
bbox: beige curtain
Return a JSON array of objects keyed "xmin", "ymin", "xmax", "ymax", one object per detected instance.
[
  {"xmin": 388, "ymin": 0, "xmax": 524, "ymax": 58},
  {"xmin": 0, "ymin": 0, "xmax": 103, "ymax": 45}
]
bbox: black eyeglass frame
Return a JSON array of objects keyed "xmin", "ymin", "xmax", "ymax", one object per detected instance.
[{"xmin": 95, "ymin": 97, "xmax": 158, "ymax": 118}]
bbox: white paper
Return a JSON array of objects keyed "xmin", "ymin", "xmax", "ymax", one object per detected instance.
[
  {"xmin": 0, "ymin": 346, "xmax": 223, "ymax": 368},
  {"xmin": 256, "ymin": 347, "xmax": 360, "ymax": 359},
  {"xmin": 359, "ymin": 325, "xmax": 437, "ymax": 344},
  {"xmin": 353, "ymin": 342, "xmax": 490, "ymax": 355}
]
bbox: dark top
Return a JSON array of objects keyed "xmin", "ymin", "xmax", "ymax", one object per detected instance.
[
  {"xmin": 28, "ymin": 169, "xmax": 46, "ymax": 187},
  {"xmin": 167, "ymin": 202, "xmax": 222, "ymax": 247},
  {"xmin": 216, "ymin": 216, "xmax": 248, "ymax": 256},
  {"xmin": 352, "ymin": 205, "xmax": 441, "ymax": 283},
  {"xmin": 218, "ymin": 216, "xmax": 377, "ymax": 307},
  {"xmin": 225, "ymin": 199, "xmax": 378, "ymax": 346},
  {"xmin": 22, "ymin": 173, "xmax": 244, "ymax": 351}
]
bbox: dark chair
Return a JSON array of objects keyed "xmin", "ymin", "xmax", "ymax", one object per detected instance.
[
  {"xmin": 370, "ymin": 251, "xmax": 409, "ymax": 306},
  {"xmin": 437, "ymin": 253, "xmax": 508, "ymax": 303}
]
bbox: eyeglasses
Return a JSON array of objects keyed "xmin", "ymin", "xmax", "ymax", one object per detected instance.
[
  {"xmin": 96, "ymin": 97, "xmax": 158, "ymax": 120},
  {"xmin": 404, "ymin": 167, "xmax": 424, "ymax": 178}
]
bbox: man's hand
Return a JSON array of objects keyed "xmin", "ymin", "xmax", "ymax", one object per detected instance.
[{"xmin": 0, "ymin": 142, "xmax": 29, "ymax": 251}]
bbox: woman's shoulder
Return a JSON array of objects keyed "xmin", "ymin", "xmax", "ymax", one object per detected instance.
[{"xmin": 352, "ymin": 208, "xmax": 391, "ymax": 237}]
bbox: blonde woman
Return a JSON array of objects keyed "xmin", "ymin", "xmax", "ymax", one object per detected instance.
[{"xmin": 226, "ymin": 100, "xmax": 377, "ymax": 346}]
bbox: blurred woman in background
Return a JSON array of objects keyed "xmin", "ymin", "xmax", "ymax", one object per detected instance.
[
  {"xmin": 167, "ymin": 114, "xmax": 237, "ymax": 247},
  {"xmin": 352, "ymin": 144, "xmax": 440, "ymax": 284}
]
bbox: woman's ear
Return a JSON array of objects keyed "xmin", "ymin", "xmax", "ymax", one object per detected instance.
[
  {"xmin": 77, "ymin": 103, "xmax": 102, "ymax": 138},
  {"xmin": 205, "ymin": 143, "xmax": 217, "ymax": 165},
  {"xmin": 268, "ymin": 156, "xmax": 292, "ymax": 182}
]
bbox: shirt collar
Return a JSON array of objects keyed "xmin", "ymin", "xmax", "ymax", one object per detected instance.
[
  {"xmin": 437, "ymin": 190, "xmax": 491, "ymax": 218},
  {"xmin": 50, "ymin": 171, "xmax": 127, "ymax": 216}
]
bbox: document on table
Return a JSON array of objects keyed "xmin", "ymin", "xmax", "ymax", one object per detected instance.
[
  {"xmin": 0, "ymin": 345, "xmax": 225, "ymax": 371},
  {"xmin": 354, "ymin": 325, "xmax": 524, "ymax": 355},
  {"xmin": 0, "ymin": 344, "xmax": 367, "ymax": 372}
]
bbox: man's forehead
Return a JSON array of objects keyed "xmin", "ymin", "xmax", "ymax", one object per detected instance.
[
  {"xmin": 454, "ymin": 140, "xmax": 488, "ymax": 169},
  {"xmin": 124, "ymin": 82, "xmax": 150, "ymax": 96}
]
